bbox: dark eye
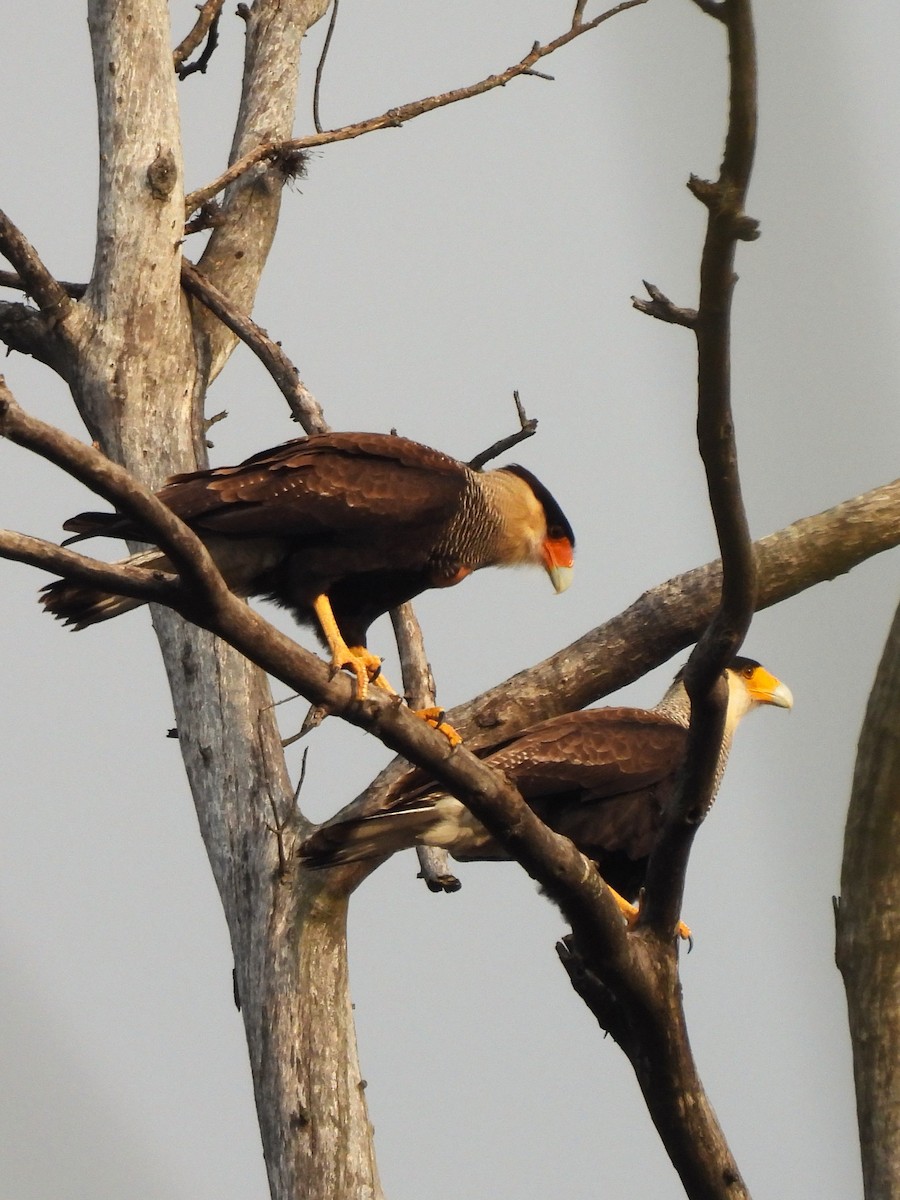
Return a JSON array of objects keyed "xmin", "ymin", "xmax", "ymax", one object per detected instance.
[{"xmin": 548, "ymin": 525, "xmax": 565, "ymax": 540}]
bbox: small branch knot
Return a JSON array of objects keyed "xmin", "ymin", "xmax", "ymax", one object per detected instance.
[
  {"xmin": 686, "ymin": 174, "xmax": 719, "ymax": 209},
  {"xmin": 733, "ymin": 213, "xmax": 761, "ymax": 241},
  {"xmin": 146, "ymin": 147, "xmax": 178, "ymax": 201}
]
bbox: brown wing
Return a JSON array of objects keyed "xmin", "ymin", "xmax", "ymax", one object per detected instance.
[
  {"xmin": 158, "ymin": 432, "xmax": 469, "ymax": 538},
  {"xmin": 488, "ymin": 708, "xmax": 685, "ymax": 887},
  {"xmin": 491, "ymin": 708, "xmax": 686, "ymax": 800},
  {"xmin": 62, "ymin": 432, "xmax": 470, "ymax": 544}
]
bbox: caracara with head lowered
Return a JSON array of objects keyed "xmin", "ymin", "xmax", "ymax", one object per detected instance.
[
  {"xmin": 41, "ymin": 431, "xmax": 574, "ymax": 709},
  {"xmin": 299, "ymin": 657, "xmax": 792, "ymax": 934}
]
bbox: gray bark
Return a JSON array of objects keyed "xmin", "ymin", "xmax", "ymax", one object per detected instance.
[
  {"xmin": 67, "ymin": 3, "xmax": 380, "ymax": 1197},
  {"xmin": 836, "ymin": 598, "xmax": 900, "ymax": 1199}
]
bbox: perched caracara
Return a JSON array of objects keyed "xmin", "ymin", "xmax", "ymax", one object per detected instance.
[
  {"xmin": 299, "ymin": 658, "xmax": 792, "ymax": 925},
  {"xmin": 40, "ymin": 432, "xmax": 574, "ymax": 698}
]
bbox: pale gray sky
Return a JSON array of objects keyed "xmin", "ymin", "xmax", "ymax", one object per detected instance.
[{"xmin": 2, "ymin": 2, "xmax": 898, "ymax": 1197}]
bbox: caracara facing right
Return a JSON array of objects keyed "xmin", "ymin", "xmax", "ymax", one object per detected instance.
[
  {"xmin": 299, "ymin": 658, "xmax": 793, "ymax": 930},
  {"xmin": 40, "ymin": 431, "xmax": 574, "ymax": 704}
]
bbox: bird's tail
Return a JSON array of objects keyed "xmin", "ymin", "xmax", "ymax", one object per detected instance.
[
  {"xmin": 40, "ymin": 548, "xmax": 170, "ymax": 629},
  {"xmin": 299, "ymin": 799, "xmax": 444, "ymax": 869}
]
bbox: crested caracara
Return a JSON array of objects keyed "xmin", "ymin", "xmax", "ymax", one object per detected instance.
[
  {"xmin": 40, "ymin": 431, "xmax": 574, "ymax": 701},
  {"xmin": 299, "ymin": 658, "xmax": 792, "ymax": 930}
]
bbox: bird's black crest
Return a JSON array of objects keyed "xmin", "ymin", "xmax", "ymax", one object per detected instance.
[
  {"xmin": 671, "ymin": 654, "xmax": 763, "ymax": 685},
  {"xmin": 501, "ymin": 464, "xmax": 575, "ymax": 547}
]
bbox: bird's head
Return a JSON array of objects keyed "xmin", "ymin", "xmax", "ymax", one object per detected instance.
[
  {"xmin": 724, "ymin": 657, "xmax": 793, "ymax": 733},
  {"xmin": 498, "ymin": 464, "xmax": 575, "ymax": 593},
  {"xmin": 660, "ymin": 656, "xmax": 793, "ymax": 730}
]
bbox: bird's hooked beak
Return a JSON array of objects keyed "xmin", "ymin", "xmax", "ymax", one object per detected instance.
[
  {"xmin": 542, "ymin": 534, "xmax": 574, "ymax": 594},
  {"xmin": 746, "ymin": 664, "xmax": 794, "ymax": 710}
]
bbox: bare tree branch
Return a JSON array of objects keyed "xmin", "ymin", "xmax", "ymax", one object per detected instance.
[
  {"xmin": 0, "ymin": 529, "xmax": 180, "ymax": 606},
  {"xmin": 180, "ymin": 259, "xmax": 330, "ymax": 434},
  {"xmin": 467, "ymin": 392, "xmax": 538, "ymax": 470},
  {"xmin": 556, "ymin": 935, "xmax": 750, "ymax": 1196},
  {"xmin": 632, "ymin": 280, "xmax": 697, "ymax": 327},
  {"xmin": 184, "ymin": 1, "xmax": 649, "ymax": 215},
  {"xmin": 0, "ymin": 381, "xmax": 227, "ymax": 613},
  {"xmin": 190, "ymin": 0, "xmax": 331, "ymax": 385},
  {"xmin": 389, "ymin": 601, "xmax": 461, "ymax": 891},
  {"xmin": 173, "ymin": 0, "xmax": 224, "ymax": 79},
  {"xmin": 0, "ymin": 268, "xmax": 86, "ymax": 299},
  {"xmin": 641, "ymin": 0, "xmax": 759, "ymax": 941},
  {"xmin": 0, "ymin": 208, "xmax": 75, "ymax": 325},
  {"xmin": 0, "ymin": 302, "xmax": 64, "ymax": 370}
]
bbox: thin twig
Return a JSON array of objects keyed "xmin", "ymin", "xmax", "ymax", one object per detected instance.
[
  {"xmin": 572, "ymin": 0, "xmax": 590, "ymax": 26},
  {"xmin": 467, "ymin": 392, "xmax": 538, "ymax": 470},
  {"xmin": 184, "ymin": 0, "xmax": 648, "ymax": 214},
  {"xmin": 388, "ymin": 602, "xmax": 461, "ymax": 892},
  {"xmin": 312, "ymin": 0, "xmax": 340, "ymax": 135},
  {"xmin": 266, "ymin": 747, "xmax": 308, "ymax": 878}
]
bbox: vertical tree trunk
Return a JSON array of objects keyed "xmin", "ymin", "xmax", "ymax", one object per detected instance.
[
  {"xmin": 836, "ymin": 598, "xmax": 900, "ymax": 1197},
  {"xmin": 70, "ymin": 3, "xmax": 382, "ymax": 1196}
]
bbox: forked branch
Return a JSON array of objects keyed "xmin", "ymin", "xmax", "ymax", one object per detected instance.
[{"xmin": 184, "ymin": 1, "xmax": 648, "ymax": 214}]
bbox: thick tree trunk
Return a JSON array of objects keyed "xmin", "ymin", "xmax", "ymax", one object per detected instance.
[
  {"xmin": 69, "ymin": 3, "xmax": 382, "ymax": 1197},
  {"xmin": 836, "ymin": 598, "xmax": 900, "ymax": 1197}
]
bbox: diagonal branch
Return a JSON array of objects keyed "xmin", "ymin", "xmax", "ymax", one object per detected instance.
[
  {"xmin": 339, "ymin": 477, "xmax": 900, "ymax": 825},
  {"xmin": 0, "ymin": 529, "xmax": 180, "ymax": 606},
  {"xmin": 179, "ymin": 259, "xmax": 330, "ymax": 434},
  {"xmin": 184, "ymin": 0, "xmax": 649, "ymax": 214},
  {"xmin": 0, "ymin": 208, "xmax": 74, "ymax": 325},
  {"xmin": 0, "ymin": 380, "xmax": 227, "ymax": 613},
  {"xmin": 467, "ymin": 392, "xmax": 538, "ymax": 470}
]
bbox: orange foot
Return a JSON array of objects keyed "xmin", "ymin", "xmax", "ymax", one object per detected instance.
[
  {"xmin": 327, "ymin": 641, "xmax": 383, "ymax": 699},
  {"xmin": 612, "ymin": 889, "xmax": 692, "ymax": 943},
  {"xmin": 367, "ymin": 678, "xmax": 462, "ymax": 746},
  {"xmin": 413, "ymin": 705, "xmax": 462, "ymax": 748}
]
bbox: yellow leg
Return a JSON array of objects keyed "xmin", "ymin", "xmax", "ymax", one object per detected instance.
[
  {"xmin": 312, "ymin": 596, "xmax": 462, "ymax": 744},
  {"xmin": 312, "ymin": 595, "xmax": 381, "ymax": 699}
]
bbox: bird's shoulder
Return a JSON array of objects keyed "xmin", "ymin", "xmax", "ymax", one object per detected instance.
[{"xmin": 158, "ymin": 432, "xmax": 470, "ymax": 532}]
